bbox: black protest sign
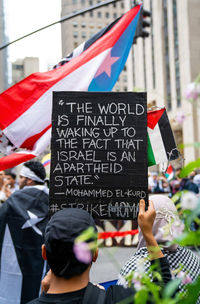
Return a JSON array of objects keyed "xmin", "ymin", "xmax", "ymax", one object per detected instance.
[{"xmin": 50, "ymin": 91, "xmax": 148, "ymax": 219}]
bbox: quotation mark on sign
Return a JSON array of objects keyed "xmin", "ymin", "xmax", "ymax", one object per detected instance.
[
  {"xmin": 58, "ymin": 99, "xmax": 64, "ymax": 106},
  {"xmin": 94, "ymin": 175, "xmax": 100, "ymax": 180}
]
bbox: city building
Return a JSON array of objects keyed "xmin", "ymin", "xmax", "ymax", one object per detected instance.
[
  {"xmin": 61, "ymin": 0, "xmax": 133, "ymax": 92},
  {"xmin": 61, "ymin": 0, "xmax": 200, "ymax": 165},
  {"xmin": 0, "ymin": 0, "xmax": 9, "ymax": 93},
  {"xmin": 133, "ymin": 0, "xmax": 200, "ymax": 164},
  {"xmin": 12, "ymin": 57, "xmax": 39, "ymax": 85}
]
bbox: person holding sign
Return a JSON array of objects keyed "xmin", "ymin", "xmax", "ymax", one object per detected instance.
[{"xmin": 27, "ymin": 200, "xmax": 171, "ymax": 304}]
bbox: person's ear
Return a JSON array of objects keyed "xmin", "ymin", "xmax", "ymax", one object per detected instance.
[
  {"xmin": 42, "ymin": 244, "xmax": 47, "ymax": 260},
  {"xmin": 92, "ymin": 248, "xmax": 98, "ymax": 263}
]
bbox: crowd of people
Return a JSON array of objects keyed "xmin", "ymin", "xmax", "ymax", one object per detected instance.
[
  {"xmin": 0, "ymin": 162, "xmax": 200, "ymax": 303},
  {"xmin": 148, "ymin": 168, "xmax": 200, "ymax": 196}
]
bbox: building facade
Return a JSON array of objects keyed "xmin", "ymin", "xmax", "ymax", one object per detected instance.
[
  {"xmin": 61, "ymin": 0, "xmax": 200, "ymax": 165},
  {"xmin": 0, "ymin": 0, "xmax": 9, "ymax": 93},
  {"xmin": 12, "ymin": 57, "xmax": 39, "ymax": 85},
  {"xmin": 133, "ymin": 0, "xmax": 200, "ymax": 164},
  {"xmin": 61, "ymin": 0, "xmax": 133, "ymax": 92}
]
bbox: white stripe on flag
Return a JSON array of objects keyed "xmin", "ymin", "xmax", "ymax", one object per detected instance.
[
  {"xmin": 73, "ymin": 41, "xmax": 85, "ymax": 58},
  {"xmin": 148, "ymin": 125, "xmax": 168, "ymax": 164},
  {"xmin": 3, "ymin": 50, "xmax": 109, "ymax": 147}
]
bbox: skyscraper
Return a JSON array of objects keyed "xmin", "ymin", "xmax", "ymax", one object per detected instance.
[
  {"xmin": 132, "ymin": 0, "xmax": 200, "ymax": 164},
  {"xmin": 0, "ymin": 0, "xmax": 9, "ymax": 93},
  {"xmin": 61, "ymin": 0, "xmax": 200, "ymax": 164},
  {"xmin": 61, "ymin": 0, "xmax": 134, "ymax": 92}
]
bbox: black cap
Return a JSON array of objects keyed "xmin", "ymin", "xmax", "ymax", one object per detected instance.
[{"xmin": 45, "ymin": 208, "xmax": 97, "ymax": 252}]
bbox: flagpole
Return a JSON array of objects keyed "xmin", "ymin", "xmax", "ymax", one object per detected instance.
[{"xmin": 0, "ymin": 0, "xmax": 124, "ymax": 51}]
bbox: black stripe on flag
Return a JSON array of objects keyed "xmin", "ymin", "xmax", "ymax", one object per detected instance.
[
  {"xmin": 53, "ymin": 17, "xmax": 121, "ymax": 69},
  {"xmin": 158, "ymin": 110, "xmax": 179, "ymax": 161}
]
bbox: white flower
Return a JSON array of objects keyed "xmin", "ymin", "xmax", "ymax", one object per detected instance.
[
  {"xmin": 185, "ymin": 82, "xmax": 200, "ymax": 100},
  {"xmin": 177, "ymin": 271, "xmax": 192, "ymax": 285},
  {"xmin": 132, "ymin": 279, "xmax": 142, "ymax": 291},
  {"xmin": 181, "ymin": 192, "xmax": 198, "ymax": 210},
  {"xmin": 175, "ymin": 111, "xmax": 185, "ymax": 125}
]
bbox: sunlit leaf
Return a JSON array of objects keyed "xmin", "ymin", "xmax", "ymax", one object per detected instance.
[
  {"xmin": 163, "ymin": 279, "xmax": 181, "ymax": 298},
  {"xmin": 179, "ymin": 158, "xmax": 200, "ymax": 178}
]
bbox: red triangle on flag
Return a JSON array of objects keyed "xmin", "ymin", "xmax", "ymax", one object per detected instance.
[{"xmin": 147, "ymin": 108, "xmax": 165, "ymax": 129}]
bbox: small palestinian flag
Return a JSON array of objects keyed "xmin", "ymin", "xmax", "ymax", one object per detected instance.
[
  {"xmin": 147, "ymin": 108, "xmax": 179, "ymax": 167},
  {"xmin": 165, "ymin": 164, "xmax": 175, "ymax": 181}
]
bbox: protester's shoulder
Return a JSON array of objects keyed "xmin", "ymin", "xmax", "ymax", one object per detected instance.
[
  {"xmin": 26, "ymin": 298, "xmax": 40, "ymax": 304},
  {"xmin": 120, "ymin": 247, "xmax": 149, "ymax": 275},
  {"xmin": 105, "ymin": 285, "xmax": 134, "ymax": 304},
  {"xmin": 18, "ymin": 186, "xmax": 49, "ymax": 202},
  {"xmin": 178, "ymin": 245, "xmax": 200, "ymax": 260}
]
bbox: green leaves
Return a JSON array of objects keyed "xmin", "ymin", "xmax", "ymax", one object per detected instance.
[
  {"xmin": 163, "ymin": 279, "xmax": 181, "ymax": 298},
  {"xmin": 173, "ymin": 231, "xmax": 200, "ymax": 246},
  {"xmin": 179, "ymin": 158, "xmax": 200, "ymax": 178}
]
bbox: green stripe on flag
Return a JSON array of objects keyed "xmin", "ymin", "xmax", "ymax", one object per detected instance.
[{"xmin": 147, "ymin": 133, "xmax": 156, "ymax": 166}]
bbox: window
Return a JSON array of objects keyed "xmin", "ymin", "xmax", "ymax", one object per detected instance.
[
  {"xmin": 13, "ymin": 64, "xmax": 23, "ymax": 71},
  {"xmin": 72, "ymin": 21, "xmax": 78, "ymax": 27},
  {"xmin": 115, "ymin": 85, "xmax": 120, "ymax": 92},
  {"xmin": 74, "ymin": 42, "xmax": 78, "ymax": 48},
  {"xmin": 143, "ymin": 39, "xmax": 147, "ymax": 90},
  {"xmin": 113, "ymin": 13, "xmax": 117, "ymax": 19},
  {"xmin": 81, "ymin": 22, "xmax": 86, "ymax": 28},
  {"xmin": 173, "ymin": 0, "xmax": 181, "ymax": 107},
  {"xmin": 124, "ymin": 86, "xmax": 128, "ymax": 92},
  {"xmin": 81, "ymin": 0, "xmax": 85, "ymax": 4},
  {"xmin": 89, "ymin": 11, "xmax": 93, "ymax": 17},
  {"xmin": 163, "ymin": 0, "xmax": 172, "ymax": 110},
  {"xmin": 105, "ymin": 12, "xmax": 110, "ymax": 18},
  {"xmin": 97, "ymin": 11, "xmax": 102, "ymax": 18},
  {"xmin": 89, "ymin": 0, "xmax": 93, "ymax": 5},
  {"xmin": 150, "ymin": 0, "xmax": 156, "ymax": 89},
  {"xmin": 81, "ymin": 32, "xmax": 86, "ymax": 38},
  {"xmin": 121, "ymin": 2, "xmax": 124, "ymax": 9},
  {"xmin": 123, "ymin": 75, "xmax": 127, "ymax": 82},
  {"xmin": 73, "ymin": 31, "xmax": 78, "ymax": 38}
]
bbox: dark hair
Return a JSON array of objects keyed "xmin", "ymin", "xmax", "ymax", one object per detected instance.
[
  {"xmin": 46, "ymin": 240, "xmax": 90, "ymax": 279},
  {"xmin": 24, "ymin": 161, "xmax": 46, "ymax": 184},
  {"xmin": 5, "ymin": 172, "xmax": 16, "ymax": 180}
]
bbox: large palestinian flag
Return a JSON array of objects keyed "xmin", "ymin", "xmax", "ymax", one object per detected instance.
[{"xmin": 147, "ymin": 108, "xmax": 179, "ymax": 167}]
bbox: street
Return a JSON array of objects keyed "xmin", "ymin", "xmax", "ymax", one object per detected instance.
[{"xmin": 90, "ymin": 246, "xmax": 137, "ymax": 283}]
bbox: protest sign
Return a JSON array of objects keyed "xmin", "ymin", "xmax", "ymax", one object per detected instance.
[{"xmin": 50, "ymin": 92, "xmax": 148, "ymax": 219}]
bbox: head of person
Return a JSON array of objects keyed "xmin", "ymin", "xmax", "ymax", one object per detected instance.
[
  {"xmin": 42, "ymin": 208, "xmax": 98, "ymax": 280},
  {"xmin": 193, "ymin": 174, "xmax": 200, "ymax": 191},
  {"xmin": 19, "ymin": 161, "xmax": 46, "ymax": 189},
  {"xmin": 4, "ymin": 172, "xmax": 16, "ymax": 188},
  {"xmin": 138, "ymin": 195, "xmax": 182, "ymax": 252},
  {"xmin": 152, "ymin": 172, "xmax": 158, "ymax": 180}
]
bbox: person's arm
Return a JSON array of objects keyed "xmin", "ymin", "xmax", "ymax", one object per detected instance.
[
  {"xmin": 138, "ymin": 199, "xmax": 163, "ymax": 259},
  {"xmin": 138, "ymin": 199, "xmax": 171, "ymax": 285}
]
